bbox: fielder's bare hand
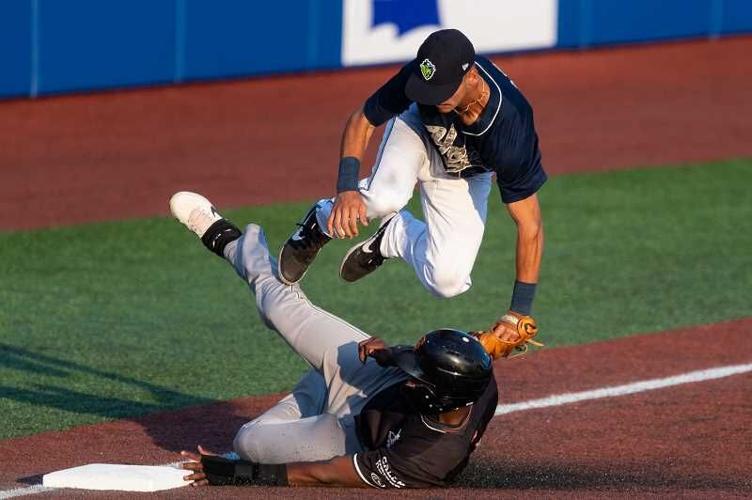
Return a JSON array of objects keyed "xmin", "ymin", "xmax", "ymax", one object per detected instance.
[
  {"xmin": 180, "ymin": 445, "xmax": 218, "ymax": 487},
  {"xmin": 328, "ymin": 191, "xmax": 368, "ymax": 239}
]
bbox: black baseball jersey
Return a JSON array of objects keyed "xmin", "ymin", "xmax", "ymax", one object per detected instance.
[
  {"xmin": 363, "ymin": 56, "xmax": 547, "ymax": 204},
  {"xmin": 352, "ymin": 374, "xmax": 498, "ymax": 489}
]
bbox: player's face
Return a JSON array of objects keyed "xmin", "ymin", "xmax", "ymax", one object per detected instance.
[{"xmin": 435, "ymin": 80, "xmax": 468, "ymax": 114}]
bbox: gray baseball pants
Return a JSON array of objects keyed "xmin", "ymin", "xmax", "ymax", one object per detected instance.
[{"xmin": 222, "ymin": 224, "xmax": 406, "ymax": 464}]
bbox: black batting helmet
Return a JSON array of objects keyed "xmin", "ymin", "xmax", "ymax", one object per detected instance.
[{"xmin": 392, "ymin": 329, "xmax": 493, "ymax": 413}]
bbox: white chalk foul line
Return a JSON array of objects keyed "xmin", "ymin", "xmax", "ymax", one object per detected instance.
[
  {"xmin": 1, "ymin": 362, "xmax": 750, "ymax": 499},
  {"xmin": 494, "ymin": 362, "xmax": 752, "ymax": 416},
  {"xmin": 0, "ymin": 485, "xmax": 52, "ymax": 499}
]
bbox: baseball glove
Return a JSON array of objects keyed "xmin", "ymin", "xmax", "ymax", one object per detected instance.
[{"xmin": 473, "ymin": 311, "xmax": 543, "ymax": 359}]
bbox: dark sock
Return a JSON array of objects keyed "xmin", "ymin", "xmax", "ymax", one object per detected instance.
[{"xmin": 201, "ymin": 219, "xmax": 241, "ymax": 257}]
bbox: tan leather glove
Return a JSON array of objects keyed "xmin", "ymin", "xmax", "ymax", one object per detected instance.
[{"xmin": 473, "ymin": 311, "xmax": 543, "ymax": 359}]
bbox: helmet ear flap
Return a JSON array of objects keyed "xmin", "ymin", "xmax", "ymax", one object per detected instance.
[
  {"xmin": 404, "ymin": 378, "xmax": 476, "ymax": 414},
  {"xmin": 403, "ymin": 379, "xmax": 443, "ymax": 413}
]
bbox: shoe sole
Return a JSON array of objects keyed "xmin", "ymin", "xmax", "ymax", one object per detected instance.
[
  {"xmin": 339, "ymin": 213, "xmax": 397, "ymax": 283},
  {"xmin": 276, "ymin": 204, "xmax": 321, "ymax": 286},
  {"xmin": 339, "ymin": 243, "xmax": 366, "ymax": 282},
  {"xmin": 277, "ymin": 244, "xmax": 304, "ymax": 286}
]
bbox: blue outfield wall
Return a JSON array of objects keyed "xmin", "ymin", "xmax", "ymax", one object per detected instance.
[
  {"xmin": 0, "ymin": 0, "xmax": 32, "ymax": 96},
  {"xmin": 0, "ymin": 0, "xmax": 750, "ymax": 99},
  {"xmin": 38, "ymin": 0, "xmax": 177, "ymax": 94},
  {"xmin": 182, "ymin": 0, "xmax": 342, "ymax": 80},
  {"xmin": 0, "ymin": 0, "xmax": 343, "ymax": 98},
  {"xmin": 556, "ymin": 0, "xmax": 751, "ymax": 47}
]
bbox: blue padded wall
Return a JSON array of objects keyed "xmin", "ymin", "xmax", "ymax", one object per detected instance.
[
  {"xmin": 35, "ymin": 0, "xmax": 176, "ymax": 94},
  {"xmin": 0, "ymin": 0, "xmax": 32, "ymax": 97},
  {"xmin": 587, "ymin": 0, "xmax": 712, "ymax": 44},
  {"xmin": 182, "ymin": 0, "xmax": 341, "ymax": 80},
  {"xmin": 722, "ymin": 0, "xmax": 752, "ymax": 33},
  {"xmin": 556, "ymin": 0, "xmax": 750, "ymax": 48}
]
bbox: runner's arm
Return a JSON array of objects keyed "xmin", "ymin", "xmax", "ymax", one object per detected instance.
[{"xmin": 287, "ymin": 455, "xmax": 366, "ymax": 487}]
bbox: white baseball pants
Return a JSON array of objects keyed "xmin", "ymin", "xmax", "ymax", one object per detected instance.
[{"xmin": 316, "ymin": 105, "xmax": 493, "ymax": 298}]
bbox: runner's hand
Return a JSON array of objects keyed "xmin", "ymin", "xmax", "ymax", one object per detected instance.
[{"xmin": 180, "ymin": 445, "xmax": 218, "ymax": 487}]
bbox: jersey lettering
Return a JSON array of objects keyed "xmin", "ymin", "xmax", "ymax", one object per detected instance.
[
  {"xmin": 425, "ymin": 124, "xmax": 482, "ymax": 175},
  {"xmin": 375, "ymin": 456, "xmax": 406, "ymax": 488},
  {"xmin": 386, "ymin": 429, "xmax": 402, "ymax": 449},
  {"xmin": 370, "ymin": 472, "xmax": 385, "ymax": 488}
]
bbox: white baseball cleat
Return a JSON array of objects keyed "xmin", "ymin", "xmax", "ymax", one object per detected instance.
[{"xmin": 169, "ymin": 191, "xmax": 223, "ymax": 238}]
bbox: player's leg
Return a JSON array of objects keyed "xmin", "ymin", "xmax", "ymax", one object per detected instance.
[
  {"xmin": 337, "ymin": 108, "xmax": 493, "ymax": 290},
  {"xmin": 232, "ymin": 369, "xmax": 364, "ymax": 463},
  {"xmin": 225, "ymin": 226, "xmax": 405, "ymax": 461},
  {"xmin": 381, "ymin": 167, "xmax": 494, "ymax": 298},
  {"xmin": 225, "ymin": 225, "xmax": 406, "ymax": 410},
  {"xmin": 170, "ymin": 192, "xmax": 404, "ymax": 422},
  {"xmin": 169, "ymin": 192, "xmax": 363, "ymax": 371},
  {"xmin": 316, "ymin": 115, "xmax": 427, "ymax": 224},
  {"xmin": 278, "ymin": 110, "xmax": 427, "ymax": 284}
]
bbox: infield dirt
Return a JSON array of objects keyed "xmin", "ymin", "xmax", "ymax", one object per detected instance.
[{"xmin": 1, "ymin": 318, "xmax": 750, "ymax": 497}]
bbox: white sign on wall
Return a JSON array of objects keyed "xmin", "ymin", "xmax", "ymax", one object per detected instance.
[{"xmin": 342, "ymin": 0, "xmax": 558, "ymax": 66}]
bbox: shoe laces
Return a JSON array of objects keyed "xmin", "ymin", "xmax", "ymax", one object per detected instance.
[
  {"xmin": 187, "ymin": 208, "xmax": 217, "ymax": 234},
  {"xmin": 292, "ymin": 220, "xmax": 328, "ymax": 251},
  {"xmin": 365, "ymin": 251, "xmax": 384, "ymax": 266}
]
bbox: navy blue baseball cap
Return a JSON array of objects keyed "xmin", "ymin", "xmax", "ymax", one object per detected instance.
[{"xmin": 405, "ymin": 29, "xmax": 476, "ymax": 106}]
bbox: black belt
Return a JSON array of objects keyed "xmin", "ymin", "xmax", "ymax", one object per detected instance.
[{"xmin": 445, "ymin": 165, "xmax": 492, "ymax": 179}]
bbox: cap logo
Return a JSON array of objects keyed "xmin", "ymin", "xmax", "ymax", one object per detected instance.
[{"xmin": 420, "ymin": 58, "xmax": 436, "ymax": 81}]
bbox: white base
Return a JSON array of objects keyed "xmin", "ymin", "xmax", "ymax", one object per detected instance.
[{"xmin": 42, "ymin": 464, "xmax": 189, "ymax": 492}]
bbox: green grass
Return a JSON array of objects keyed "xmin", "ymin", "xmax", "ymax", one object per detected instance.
[{"xmin": 1, "ymin": 159, "xmax": 750, "ymax": 439}]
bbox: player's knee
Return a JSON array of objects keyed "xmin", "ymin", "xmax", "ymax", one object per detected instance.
[
  {"xmin": 232, "ymin": 420, "xmax": 265, "ymax": 462},
  {"xmin": 365, "ymin": 195, "xmax": 406, "ymax": 219},
  {"xmin": 424, "ymin": 267, "xmax": 471, "ymax": 298}
]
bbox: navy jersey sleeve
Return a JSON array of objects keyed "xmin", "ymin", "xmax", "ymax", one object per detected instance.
[
  {"xmin": 362, "ymin": 61, "xmax": 415, "ymax": 127},
  {"xmin": 482, "ymin": 59, "xmax": 547, "ymax": 204},
  {"xmin": 496, "ymin": 134, "xmax": 547, "ymax": 204}
]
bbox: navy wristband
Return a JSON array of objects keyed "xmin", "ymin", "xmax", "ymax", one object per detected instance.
[
  {"xmin": 510, "ymin": 281, "xmax": 536, "ymax": 316},
  {"xmin": 336, "ymin": 156, "xmax": 360, "ymax": 193}
]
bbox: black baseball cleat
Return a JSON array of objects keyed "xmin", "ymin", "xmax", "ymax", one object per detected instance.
[
  {"xmin": 278, "ymin": 204, "xmax": 331, "ymax": 285},
  {"xmin": 339, "ymin": 213, "xmax": 397, "ymax": 283}
]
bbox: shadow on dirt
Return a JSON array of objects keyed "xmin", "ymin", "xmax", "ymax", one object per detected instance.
[{"xmin": 128, "ymin": 399, "xmax": 265, "ymax": 453}]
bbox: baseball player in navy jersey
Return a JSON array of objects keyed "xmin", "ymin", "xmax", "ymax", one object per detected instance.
[
  {"xmin": 279, "ymin": 29, "xmax": 546, "ymax": 344},
  {"xmin": 169, "ymin": 191, "xmax": 499, "ymax": 489}
]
